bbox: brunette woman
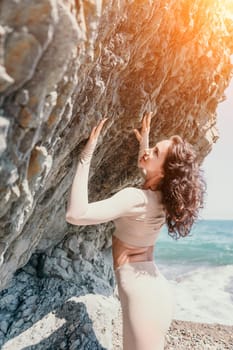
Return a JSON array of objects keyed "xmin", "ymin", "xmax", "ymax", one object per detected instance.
[{"xmin": 66, "ymin": 112, "xmax": 205, "ymax": 350}]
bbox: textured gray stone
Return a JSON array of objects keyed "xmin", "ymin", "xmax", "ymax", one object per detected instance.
[
  {"xmin": 0, "ymin": 0, "xmax": 232, "ymax": 348},
  {"xmin": 0, "ymin": 321, "xmax": 8, "ymax": 335}
]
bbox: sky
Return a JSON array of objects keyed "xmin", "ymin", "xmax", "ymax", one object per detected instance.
[{"xmin": 201, "ymin": 77, "xmax": 233, "ymax": 220}]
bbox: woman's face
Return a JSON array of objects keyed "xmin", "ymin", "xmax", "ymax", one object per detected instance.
[{"xmin": 139, "ymin": 140, "xmax": 172, "ymax": 175}]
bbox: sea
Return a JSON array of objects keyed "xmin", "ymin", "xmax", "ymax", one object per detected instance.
[{"xmin": 154, "ymin": 220, "xmax": 233, "ymax": 325}]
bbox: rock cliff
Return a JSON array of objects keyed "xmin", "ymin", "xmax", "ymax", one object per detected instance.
[{"xmin": 0, "ymin": 0, "xmax": 232, "ymax": 348}]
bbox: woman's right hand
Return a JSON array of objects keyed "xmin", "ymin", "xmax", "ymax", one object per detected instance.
[
  {"xmin": 88, "ymin": 118, "xmax": 108, "ymax": 144},
  {"xmin": 133, "ymin": 112, "xmax": 152, "ymax": 143},
  {"xmin": 80, "ymin": 118, "xmax": 108, "ymax": 162}
]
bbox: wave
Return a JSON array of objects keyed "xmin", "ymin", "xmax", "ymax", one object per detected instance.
[{"xmin": 157, "ymin": 263, "xmax": 233, "ymax": 325}]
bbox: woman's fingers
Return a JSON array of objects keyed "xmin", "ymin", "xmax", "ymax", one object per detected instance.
[
  {"xmin": 142, "ymin": 111, "xmax": 152, "ymax": 131},
  {"xmin": 144, "ymin": 111, "xmax": 152, "ymax": 129},
  {"xmin": 134, "ymin": 112, "xmax": 153, "ymax": 142},
  {"xmin": 90, "ymin": 118, "xmax": 108, "ymax": 141},
  {"xmin": 142, "ymin": 114, "xmax": 147, "ymax": 130},
  {"xmin": 134, "ymin": 129, "xmax": 142, "ymax": 142},
  {"xmin": 89, "ymin": 126, "xmax": 97, "ymax": 140},
  {"xmin": 146, "ymin": 111, "xmax": 152, "ymax": 128},
  {"xmin": 95, "ymin": 118, "xmax": 108, "ymax": 137}
]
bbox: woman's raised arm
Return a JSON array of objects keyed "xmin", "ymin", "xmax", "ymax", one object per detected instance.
[
  {"xmin": 65, "ymin": 119, "xmax": 146, "ymax": 226},
  {"xmin": 134, "ymin": 112, "xmax": 152, "ymax": 177},
  {"xmin": 66, "ymin": 119, "xmax": 107, "ymax": 219}
]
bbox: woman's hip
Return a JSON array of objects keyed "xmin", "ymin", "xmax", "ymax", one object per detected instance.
[
  {"xmin": 115, "ymin": 261, "xmax": 173, "ymax": 297},
  {"xmin": 115, "ymin": 260, "xmax": 171, "ymax": 289},
  {"xmin": 115, "ymin": 261, "xmax": 175, "ymax": 332}
]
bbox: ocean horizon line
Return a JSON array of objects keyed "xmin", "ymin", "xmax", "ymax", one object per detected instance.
[{"xmin": 198, "ymin": 218, "xmax": 233, "ymax": 222}]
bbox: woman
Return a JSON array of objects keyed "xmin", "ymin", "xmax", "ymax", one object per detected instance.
[{"xmin": 66, "ymin": 112, "xmax": 205, "ymax": 350}]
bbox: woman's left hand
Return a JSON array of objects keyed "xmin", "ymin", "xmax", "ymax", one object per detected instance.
[{"xmin": 134, "ymin": 112, "xmax": 152, "ymax": 143}]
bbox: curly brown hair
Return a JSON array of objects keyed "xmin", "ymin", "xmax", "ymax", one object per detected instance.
[{"xmin": 160, "ymin": 135, "xmax": 206, "ymax": 239}]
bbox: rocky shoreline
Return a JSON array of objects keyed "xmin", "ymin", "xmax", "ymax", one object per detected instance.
[
  {"xmin": 113, "ymin": 308, "xmax": 233, "ymax": 350},
  {"xmin": 1, "ymin": 269, "xmax": 232, "ymax": 350}
]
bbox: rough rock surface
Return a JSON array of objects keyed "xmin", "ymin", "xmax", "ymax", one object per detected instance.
[{"xmin": 0, "ymin": 0, "xmax": 233, "ymax": 349}]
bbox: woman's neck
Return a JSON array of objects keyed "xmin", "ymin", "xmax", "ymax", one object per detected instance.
[{"xmin": 142, "ymin": 170, "xmax": 163, "ymax": 191}]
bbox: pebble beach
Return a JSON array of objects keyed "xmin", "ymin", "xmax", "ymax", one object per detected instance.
[
  {"xmin": 165, "ymin": 320, "xmax": 233, "ymax": 350},
  {"xmin": 112, "ymin": 308, "xmax": 233, "ymax": 350}
]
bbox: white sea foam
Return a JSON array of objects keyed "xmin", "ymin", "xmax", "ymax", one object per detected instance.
[{"xmin": 159, "ymin": 264, "xmax": 233, "ymax": 325}]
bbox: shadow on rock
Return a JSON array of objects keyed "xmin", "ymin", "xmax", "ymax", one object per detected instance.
[
  {"xmin": 21, "ymin": 300, "xmax": 108, "ymax": 350},
  {"xmin": 0, "ymin": 252, "xmax": 117, "ymax": 350}
]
